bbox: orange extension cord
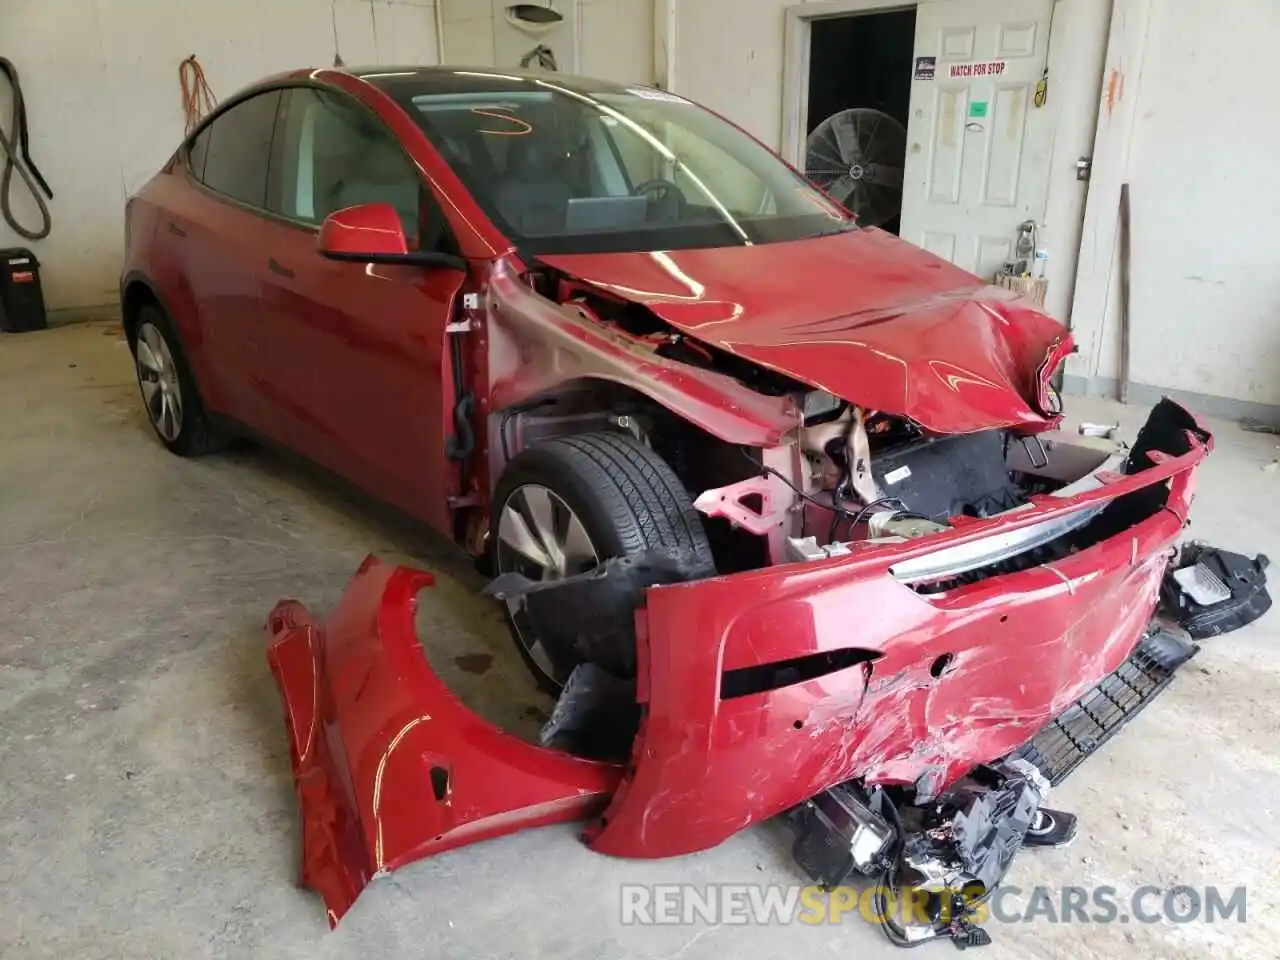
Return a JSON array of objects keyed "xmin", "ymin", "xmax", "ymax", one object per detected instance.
[{"xmin": 179, "ymin": 55, "xmax": 217, "ymax": 136}]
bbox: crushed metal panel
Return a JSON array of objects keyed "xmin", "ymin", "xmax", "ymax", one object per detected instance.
[
  {"xmin": 484, "ymin": 258, "xmax": 801, "ymax": 447},
  {"xmin": 536, "ymin": 229, "xmax": 1074, "ymax": 434}
]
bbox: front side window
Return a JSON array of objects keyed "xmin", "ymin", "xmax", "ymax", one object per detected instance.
[
  {"xmin": 270, "ymin": 87, "xmax": 426, "ymax": 246},
  {"xmin": 391, "ymin": 78, "xmax": 853, "ymax": 254},
  {"xmin": 195, "ymin": 90, "xmax": 281, "ymax": 209}
]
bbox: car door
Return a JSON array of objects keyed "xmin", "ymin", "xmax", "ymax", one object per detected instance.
[
  {"xmin": 899, "ymin": 0, "xmax": 1056, "ymax": 276},
  {"xmin": 254, "ymin": 85, "xmax": 467, "ymax": 533},
  {"xmin": 168, "ymin": 90, "xmax": 283, "ymax": 427}
]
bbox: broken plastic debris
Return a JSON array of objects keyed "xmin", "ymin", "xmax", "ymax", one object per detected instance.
[
  {"xmin": 1079, "ymin": 422, "xmax": 1119, "ymax": 439},
  {"xmin": 1241, "ymin": 417, "xmax": 1280, "ymax": 436},
  {"xmin": 1172, "ymin": 564, "xmax": 1232, "ymax": 607}
]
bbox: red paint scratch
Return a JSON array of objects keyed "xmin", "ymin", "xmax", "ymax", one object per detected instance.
[{"xmin": 1105, "ymin": 69, "xmax": 1126, "ymax": 116}]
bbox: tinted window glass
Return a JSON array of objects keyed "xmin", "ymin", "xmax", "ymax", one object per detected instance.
[
  {"xmin": 270, "ymin": 87, "xmax": 424, "ymax": 245},
  {"xmin": 200, "ymin": 90, "xmax": 282, "ymax": 208},
  {"xmin": 186, "ymin": 128, "xmax": 210, "ymax": 181}
]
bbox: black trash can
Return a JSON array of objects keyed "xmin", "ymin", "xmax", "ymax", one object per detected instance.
[{"xmin": 0, "ymin": 248, "xmax": 48, "ymax": 333}]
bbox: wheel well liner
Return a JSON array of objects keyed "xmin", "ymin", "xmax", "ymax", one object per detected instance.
[{"xmin": 120, "ymin": 273, "xmax": 163, "ymax": 345}]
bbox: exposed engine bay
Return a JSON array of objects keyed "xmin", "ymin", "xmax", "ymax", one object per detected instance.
[
  {"xmin": 494, "ymin": 386, "xmax": 1203, "ymax": 688},
  {"xmin": 494, "ymin": 258, "xmax": 1123, "ymax": 601}
]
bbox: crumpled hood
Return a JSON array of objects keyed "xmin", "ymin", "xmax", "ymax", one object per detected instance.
[{"xmin": 539, "ymin": 228, "xmax": 1071, "ymax": 434}]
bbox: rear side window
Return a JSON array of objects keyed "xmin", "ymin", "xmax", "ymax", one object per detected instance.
[
  {"xmin": 186, "ymin": 129, "xmax": 210, "ymax": 181},
  {"xmin": 196, "ymin": 90, "xmax": 282, "ymax": 209}
]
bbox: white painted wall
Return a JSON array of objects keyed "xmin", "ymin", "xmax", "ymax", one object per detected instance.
[
  {"xmin": 0, "ymin": 0, "xmax": 651, "ymax": 314},
  {"xmin": 0, "ymin": 0, "xmax": 442, "ymax": 313},
  {"xmin": 439, "ymin": 0, "xmax": 654, "ymax": 82},
  {"xmin": 1066, "ymin": 0, "xmax": 1280, "ymax": 408}
]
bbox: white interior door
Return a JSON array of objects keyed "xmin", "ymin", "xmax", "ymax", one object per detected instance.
[{"xmin": 900, "ymin": 0, "xmax": 1055, "ymax": 278}]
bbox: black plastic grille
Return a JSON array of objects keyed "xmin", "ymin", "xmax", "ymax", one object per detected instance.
[{"xmin": 1010, "ymin": 626, "xmax": 1198, "ymax": 785}]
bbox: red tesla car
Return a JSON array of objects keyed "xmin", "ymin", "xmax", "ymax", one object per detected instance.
[{"xmin": 122, "ymin": 67, "xmax": 1212, "ymax": 941}]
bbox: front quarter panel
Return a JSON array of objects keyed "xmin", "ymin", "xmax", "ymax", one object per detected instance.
[{"xmin": 267, "ymin": 557, "xmax": 621, "ymax": 925}]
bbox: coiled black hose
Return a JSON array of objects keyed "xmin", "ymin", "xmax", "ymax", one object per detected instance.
[{"xmin": 0, "ymin": 57, "xmax": 53, "ymax": 241}]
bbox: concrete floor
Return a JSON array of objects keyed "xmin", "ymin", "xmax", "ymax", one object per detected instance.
[{"xmin": 1, "ymin": 321, "xmax": 1278, "ymax": 960}]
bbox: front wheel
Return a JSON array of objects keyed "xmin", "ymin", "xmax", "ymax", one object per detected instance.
[{"xmin": 490, "ymin": 431, "xmax": 714, "ymax": 692}]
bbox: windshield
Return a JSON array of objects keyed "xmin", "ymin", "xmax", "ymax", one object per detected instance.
[{"xmin": 390, "ymin": 75, "xmax": 854, "ymax": 255}]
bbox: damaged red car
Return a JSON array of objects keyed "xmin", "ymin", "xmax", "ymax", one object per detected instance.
[{"xmin": 121, "ymin": 67, "xmax": 1214, "ymax": 947}]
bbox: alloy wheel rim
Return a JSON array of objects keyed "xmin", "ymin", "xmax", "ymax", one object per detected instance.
[
  {"xmin": 495, "ymin": 483, "xmax": 600, "ymax": 685},
  {"xmin": 135, "ymin": 322, "xmax": 184, "ymax": 442}
]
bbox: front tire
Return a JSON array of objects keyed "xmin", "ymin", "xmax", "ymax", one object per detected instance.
[
  {"xmin": 132, "ymin": 305, "xmax": 220, "ymax": 457},
  {"xmin": 490, "ymin": 431, "xmax": 715, "ymax": 692}
]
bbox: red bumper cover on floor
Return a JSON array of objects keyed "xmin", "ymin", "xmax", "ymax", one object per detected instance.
[{"xmin": 266, "ymin": 559, "xmax": 620, "ymax": 926}]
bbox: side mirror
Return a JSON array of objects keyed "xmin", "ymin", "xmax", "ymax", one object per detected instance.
[{"xmin": 317, "ymin": 202, "xmax": 467, "ymax": 270}]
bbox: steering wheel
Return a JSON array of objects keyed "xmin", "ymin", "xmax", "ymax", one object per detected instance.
[{"xmin": 632, "ymin": 178, "xmax": 687, "ymax": 222}]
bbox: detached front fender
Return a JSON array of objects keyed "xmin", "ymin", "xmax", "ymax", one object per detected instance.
[{"xmin": 266, "ymin": 557, "xmax": 621, "ymax": 926}]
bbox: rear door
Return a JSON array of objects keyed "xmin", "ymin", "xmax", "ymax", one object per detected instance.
[
  {"xmin": 254, "ymin": 86, "xmax": 466, "ymax": 532},
  {"xmin": 900, "ymin": 0, "xmax": 1055, "ymax": 278}
]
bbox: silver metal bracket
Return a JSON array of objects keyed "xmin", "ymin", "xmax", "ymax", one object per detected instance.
[{"xmin": 448, "ymin": 292, "xmax": 482, "ymax": 333}]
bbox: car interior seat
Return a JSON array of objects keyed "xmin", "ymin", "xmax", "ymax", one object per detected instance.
[
  {"xmin": 325, "ymin": 133, "xmax": 421, "ymax": 243},
  {"xmin": 491, "ymin": 134, "xmax": 576, "ymax": 236}
]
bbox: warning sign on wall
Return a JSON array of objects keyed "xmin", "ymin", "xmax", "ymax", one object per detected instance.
[{"xmin": 948, "ymin": 60, "xmax": 1009, "ymax": 79}]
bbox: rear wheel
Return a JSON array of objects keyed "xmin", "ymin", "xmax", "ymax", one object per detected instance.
[
  {"xmin": 491, "ymin": 431, "xmax": 715, "ymax": 692},
  {"xmin": 132, "ymin": 305, "xmax": 221, "ymax": 456}
]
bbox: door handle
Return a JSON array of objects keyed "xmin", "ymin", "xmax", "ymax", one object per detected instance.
[
  {"xmin": 267, "ymin": 258, "xmax": 295, "ymax": 279},
  {"xmin": 166, "ymin": 221, "xmax": 187, "ymax": 238}
]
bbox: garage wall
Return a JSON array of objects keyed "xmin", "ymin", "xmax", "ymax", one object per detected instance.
[
  {"xmin": 667, "ymin": 0, "xmax": 791, "ymax": 147},
  {"xmin": 1065, "ymin": 0, "xmax": 1280, "ymax": 414},
  {"xmin": 440, "ymin": 0, "xmax": 654, "ymax": 83},
  {"xmin": 0, "ymin": 0, "xmax": 441, "ymax": 315}
]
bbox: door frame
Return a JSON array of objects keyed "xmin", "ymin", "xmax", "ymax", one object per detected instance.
[
  {"xmin": 781, "ymin": 0, "xmax": 1120, "ymax": 332},
  {"xmin": 780, "ymin": 0, "xmax": 917, "ymax": 168}
]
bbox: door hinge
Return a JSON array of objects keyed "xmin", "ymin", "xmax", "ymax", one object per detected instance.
[
  {"xmin": 1076, "ymin": 157, "xmax": 1093, "ymax": 182},
  {"xmin": 447, "ymin": 292, "xmax": 482, "ymax": 333}
]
